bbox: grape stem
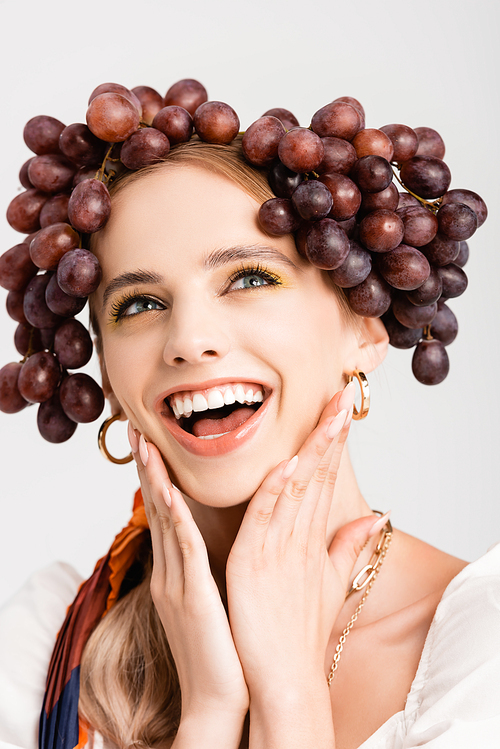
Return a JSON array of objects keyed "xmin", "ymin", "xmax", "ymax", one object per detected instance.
[
  {"xmin": 95, "ymin": 145, "xmax": 116, "ymax": 183},
  {"xmin": 423, "ymin": 325, "xmax": 433, "ymax": 340},
  {"xmin": 391, "ymin": 167, "xmax": 442, "ymax": 214}
]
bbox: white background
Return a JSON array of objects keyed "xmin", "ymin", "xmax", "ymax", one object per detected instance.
[{"xmin": 0, "ymin": 0, "xmax": 498, "ymax": 606}]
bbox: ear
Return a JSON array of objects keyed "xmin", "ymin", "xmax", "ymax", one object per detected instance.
[
  {"xmin": 99, "ymin": 351, "xmax": 126, "ymax": 420},
  {"xmin": 344, "ymin": 316, "xmax": 389, "ymax": 377}
]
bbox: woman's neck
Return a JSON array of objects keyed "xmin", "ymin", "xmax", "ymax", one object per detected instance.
[{"xmin": 182, "ymin": 447, "xmax": 373, "ymax": 599}]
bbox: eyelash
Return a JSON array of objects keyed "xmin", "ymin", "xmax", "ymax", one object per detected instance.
[{"xmin": 109, "ymin": 264, "xmax": 283, "ymax": 323}]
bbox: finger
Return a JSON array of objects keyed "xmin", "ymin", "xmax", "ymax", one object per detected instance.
[
  {"xmin": 268, "ymin": 407, "xmax": 348, "ymax": 535},
  {"xmin": 167, "ymin": 485, "xmax": 214, "ymax": 588},
  {"xmin": 327, "ymin": 512, "xmax": 391, "ymax": 591}
]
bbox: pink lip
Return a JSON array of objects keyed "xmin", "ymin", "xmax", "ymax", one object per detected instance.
[{"xmin": 155, "ymin": 377, "xmax": 273, "ymax": 457}]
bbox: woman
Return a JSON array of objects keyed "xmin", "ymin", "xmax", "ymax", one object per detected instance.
[{"xmin": 0, "ymin": 82, "xmax": 498, "ymax": 749}]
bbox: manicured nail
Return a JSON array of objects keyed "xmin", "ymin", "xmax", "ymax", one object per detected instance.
[
  {"xmin": 368, "ymin": 511, "xmax": 392, "ymax": 538},
  {"xmin": 282, "ymin": 455, "xmax": 298, "ymax": 480},
  {"xmin": 326, "ymin": 409, "xmax": 347, "ymax": 440},
  {"xmin": 139, "ymin": 434, "xmax": 149, "ymax": 466},
  {"xmin": 127, "ymin": 421, "xmax": 139, "ymax": 453},
  {"xmin": 162, "ymin": 482, "xmax": 172, "ymax": 508},
  {"xmin": 338, "ymin": 381, "xmax": 356, "ymax": 412}
]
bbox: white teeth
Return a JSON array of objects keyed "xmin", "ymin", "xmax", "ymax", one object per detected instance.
[
  {"xmin": 183, "ymin": 396, "xmax": 193, "ymax": 418},
  {"xmin": 172, "ymin": 401, "xmax": 180, "ymax": 419},
  {"xmin": 174, "ymin": 397, "xmax": 184, "ymax": 417},
  {"xmin": 198, "ymin": 431, "xmax": 231, "ymax": 440},
  {"xmin": 224, "ymin": 388, "xmax": 236, "ymax": 405},
  {"xmin": 193, "ymin": 393, "xmax": 208, "ymax": 412},
  {"xmin": 245, "ymin": 388, "xmax": 254, "ymax": 404},
  {"xmin": 254, "ymin": 390, "xmax": 263, "ymax": 402},
  {"xmin": 207, "ymin": 390, "xmax": 225, "ymax": 409},
  {"xmin": 234, "ymin": 384, "xmax": 246, "ymax": 404}
]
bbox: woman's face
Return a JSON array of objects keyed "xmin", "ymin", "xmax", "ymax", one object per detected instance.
[{"xmin": 93, "ymin": 165, "xmax": 358, "ymax": 506}]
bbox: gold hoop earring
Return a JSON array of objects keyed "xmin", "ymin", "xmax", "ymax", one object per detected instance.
[
  {"xmin": 347, "ymin": 370, "xmax": 370, "ymax": 420},
  {"xmin": 98, "ymin": 414, "xmax": 134, "ymax": 464}
]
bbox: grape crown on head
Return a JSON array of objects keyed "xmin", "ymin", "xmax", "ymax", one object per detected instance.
[{"xmin": 0, "ymin": 79, "xmax": 488, "ymax": 444}]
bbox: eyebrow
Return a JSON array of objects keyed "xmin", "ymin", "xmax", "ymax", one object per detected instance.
[{"xmin": 101, "ymin": 245, "xmax": 300, "ymax": 311}]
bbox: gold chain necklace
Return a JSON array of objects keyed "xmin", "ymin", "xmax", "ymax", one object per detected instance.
[{"xmin": 327, "ymin": 514, "xmax": 393, "ymax": 686}]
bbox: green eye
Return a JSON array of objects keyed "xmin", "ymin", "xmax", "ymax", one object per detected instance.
[
  {"xmin": 232, "ymin": 274, "xmax": 270, "ymax": 290},
  {"xmin": 123, "ymin": 298, "xmax": 161, "ymax": 316}
]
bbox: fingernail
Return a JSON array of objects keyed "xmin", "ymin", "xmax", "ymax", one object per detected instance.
[
  {"xmin": 326, "ymin": 409, "xmax": 347, "ymax": 440},
  {"xmin": 162, "ymin": 482, "xmax": 172, "ymax": 508},
  {"xmin": 368, "ymin": 511, "xmax": 392, "ymax": 538},
  {"xmin": 127, "ymin": 421, "xmax": 139, "ymax": 454},
  {"xmin": 282, "ymin": 455, "xmax": 298, "ymax": 480},
  {"xmin": 338, "ymin": 381, "xmax": 356, "ymax": 412},
  {"xmin": 139, "ymin": 434, "xmax": 149, "ymax": 466}
]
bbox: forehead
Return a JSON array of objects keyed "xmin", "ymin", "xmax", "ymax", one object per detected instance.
[{"xmin": 94, "ymin": 165, "xmax": 289, "ymax": 275}]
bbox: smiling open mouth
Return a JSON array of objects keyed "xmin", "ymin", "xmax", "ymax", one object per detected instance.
[{"xmin": 165, "ymin": 383, "xmax": 265, "ymax": 440}]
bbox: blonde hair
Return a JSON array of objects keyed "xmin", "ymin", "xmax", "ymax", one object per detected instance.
[{"xmin": 81, "ymin": 139, "xmax": 355, "ymax": 746}]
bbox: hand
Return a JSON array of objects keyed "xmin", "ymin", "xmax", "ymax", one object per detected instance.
[
  {"xmin": 129, "ymin": 427, "xmax": 249, "ymax": 725},
  {"xmin": 225, "ymin": 382, "xmax": 379, "ymax": 701}
]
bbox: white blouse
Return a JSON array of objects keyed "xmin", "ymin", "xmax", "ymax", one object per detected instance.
[{"xmin": 0, "ymin": 544, "xmax": 499, "ymax": 749}]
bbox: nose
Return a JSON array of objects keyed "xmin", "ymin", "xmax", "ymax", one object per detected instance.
[{"xmin": 162, "ymin": 298, "xmax": 231, "ymax": 366}]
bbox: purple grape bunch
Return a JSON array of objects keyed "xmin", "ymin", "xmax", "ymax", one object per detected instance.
[{"xmin": 0, "ymin": 80, "xmax": 488, "ymax": 443}]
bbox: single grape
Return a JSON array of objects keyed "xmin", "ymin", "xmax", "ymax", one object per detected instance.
[
  {"xmin": 14, "ymin": 323, "xmax": 43, "ymax": 356},
  {"xmin": 7, "ymin": 290, "xmax": 28, "ymax": 323},
  {"xmin": 421, "ymin": 233, "xmax": 459, "ymax": 266},
  {"xmin": 440, "ymin": 188, "xmax": 487, "ymax": 227},
  {"xmin": 430, "ymin": 301, "xmax": 458, "ymax": 345},
  {"xmin": 45, "ymin": 274, "xmax": 87, "ymax": 317},
  {"xmin": 360, "ymin": 183, "xmax": 399, "ymax": 213},
  {"xmin": 54, "ymin": 318, "xmax": 93, "ymax": 369},
  {"xmin": 455, "ymin": 241, "xmax": 469, "ymax": 268},
  {"xmin": 29, "ymin": 222, "xmax": 80, "ymax": 271},
  {"xmin": 278, "ymin": 128, "xmax": 324, "ymax": 173},
  {"xmin": 359, "ymin": 209, "xmax": 404, "ymax": 252},
  {"xmin": 242, "ymin": 116, "xmax": 286, "ymax": 166},
  {"xmin": 86, "ymin": 93, "xmax": 140, "ymax": 142},
  {"xmin": 379, "ymin": 124, "xmax": 418, "ymax": 162},
  {"xmin": 120, "ymin": 128, "xmax": 170, "ymax": 169},
  {"xmin": 351, "ymin": 129, "xmax": 394, "ymax": 161},
  {"xmin": 57, "ymin": 248, "xmax": 102, "ymax": 297},
  {"xmin": 268, "ymin": 162, "xmax": 303, "ymax": 198},
  {"xmin": 18, "ymin": 351, "xmax": 61, "ymax": 403},
  {"xmin": 305, "ymin": 219, "xmax": 350, "ymax": 270},
  {"xmin": 336, "ymin": 216, "xmax": 357, "ymax": 237},
  {"xmin": 37, "ymin": 391, "xmax": 77, "ymax": 443},
  {"xmin": 310, "ymin": 102, "xmax": 362, "ymax": 141},
  {"xmin": 60, "ymin": 373, "xmax": 104, "ymax": 423},
  {"xmin": 152, "ymin": 106, "xmax": 193, "ymax": 145},
  {"xmin": 88, "ymin": 83, "xmax": 142, "ymax": 116},
  {"xmin": 0, "ymin": 242, "xmax": 38, "ymax": 291},
  {"xmin": 258, "ymin": 198, "xmax": 300, "ymax": 235},
  {"xmin": 347, "ymin": 269, "xmax": 392, "ymax": 317},
  {"xmin": 319, "ymin": 173, "xmax": 361, "ymax": 221},
  {"xmin": 392, "ymin": 295, "xmax": 437, "ymax": 328},
  {"xmin": 262, "ymin": 108, "xmax": 300, "ymax": 130},
  {"xmin": 333, "ymin": 96, "xmax": 366, "ymax": 126},
  {"xmin": 193, "ymin": 101, "xmax": 240, "ymax": 144},
  {"xmin": 414, "ymin": 127, "xmax": 446, "ymax": 159},
  {"xmin": 377, "ymin": 244, "xmax": 430, "ymax": 290},
  {"xmin": 350, "ymin": 155, "xmax": 393, "ymax": 194},
  {"xmin": 437, "ymin": 202, "xmax": 478, "ymax": 241},
  {"xmin": 291, "ymin": 180, "xmax": 333, "ymax": 220},
  {"xmin": 40, "ymin": 328, "xmax": 55, "ymax": 350},
  {"xmin": 400, "ymin": 155, "xmax": 451, "ymax": 199},
  {"xmin": 400, "ymin": 205, "xmax": 438, "ymax": 247},
  {"xmin": 412, "ymin": 339, "xmax": 449, "ymax": 385},
  {"xmin": 397, "ymin": 192, "xmax": 420, "ymax": 210},
  {"xmin": 19, "ymin": 158, "xmax": 35, "ymax": 189},
  {"xmin": 164, "ymin": 79, "xmax": 208, "ymax": 117},
  {"xmin": 7, "ymin": 189, "xmax": 48, "ymax": 233},
  {"xmin": 0, "ymin": 362, "xmax": 29, "ymax": 413},
  {"xmin": 24, "ymin": 115, "xmax": 65, "ymax": 155},
  {"xmin": 24, "ymin": 274, "xmax": 63, "ymax": 328},
  {"xmin": 437, "ymin": 264, "xmax": 468, "ymax": 298},
  {"xmin": 328, "ymin": 240, "xmax": 372, "ymax": 288},
  {"xmin": 316, "ymin": 137, "xmax": 357, "ymax": 176},
  {"xmin": 73, "ymin": 165, "xmax": 100, "ymax": 187},
  {"xmin": 67, "ymin": 179, "xmax": 111, "ymax": 233},
  {"xmin": 39, "ymin": 193, "xmax": 70, "ymax": 228},
  {"xmin": 59, "ymin": 123, "xmax": 106, "ymax": 166},
  {"xmin": 382, "ymin": 310, "xmax": 423, "ymax": 349},
  {"xmin": 132, "ymin": 85, "xmax": 164, "ymax": 125},
  {"xmin": 27, "ymin": 154, "xmax": 76, "ymax": 194},
  {"xmin": 406, "ymin": 266, "xmax": 442, "ymax": 306}
]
